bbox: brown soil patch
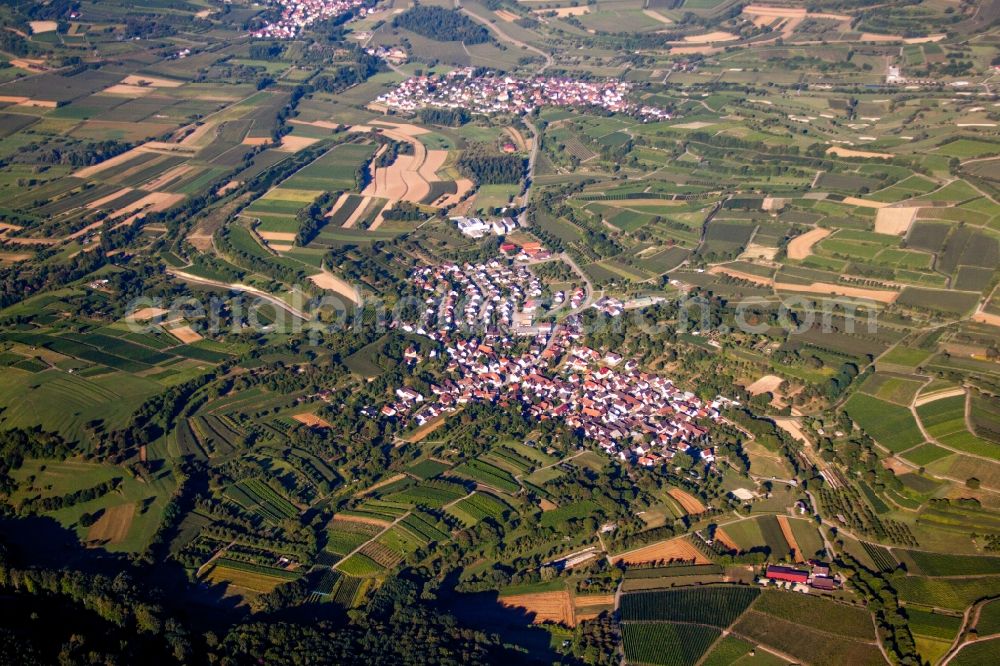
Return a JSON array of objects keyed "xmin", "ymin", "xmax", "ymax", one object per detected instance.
[
  {"xmin": 499, "ymin": 590, "xmax": 576, "ymax": 625},
  {"xmin": 367, "ymin": 199, "xmax": 395, "ymax": 231},
  {"xmin": 682, "ymin": 31, "xmax": 739, "ymax": 43},
  {"xmin": 675, "ymin": 45, "xmax": 729, "ymax": 55},
  {"xmin": 121, "ymin": 74, "xmax": 184, "ymax": 88},
  {"xmin": 841, "ymin": 196, "xmax": 890, "ymax": 209},
  {"xmin": 114, "ymin": 191, "xmax": 185, "ymax": 225},
  {"xmin": 0, "ymin": 252, "xmax": 32, "ymax": 263},
  {"xmin": 777, "ymin": 515, "xmax": 804, "ymax": 563},
  {"xmin": 539, "ymin": 498, "xmax": 558, "ymax": 511},
  {"xmin": 740, "ymin": 243, "xmax": 779, "ymax": 261},
  {"xmin": 1, "ymin": 236, "xmax": 57, "ymax": 246},
  {"xmin": 269, "ymin": 243, "xmax": 293, "ymax": 252},
  {"xmin": 774, "ymin": 281, "xmax": 899, "ymax": 303},
  {"xmin": 308, "ymin": 271, "xmax": 359, "ymax": 305},
  {"xmin": 882, "ymin": 456, "xmax": 912, "ymax": 475},
  {"xmin": 787, "ymin": 227, "xmax": 830, "ymax": 260},
  {"xmin": 128, "ymin": 307, "xmax": 169, "ymax": 321},
  {"xmin": 827, "ymin": 146, "xmax": 893, "ymax": 160},
  {"xmin": 28, "ymin": 20, "xmax": 58, "ymax": 33},
  {"xmin": 419, "ymin": 149, "xmax": 449, "ymax": 182},
  {"xmin": 746, "ymin": 374, "xmax": 783, "ymax": 396},
  {"xmin": 218, "ymin": 180, "xmax": 241, "ymax": 195},
  {"xmin": 166, "ymin": 325, "xmax": 203, "ymax": 344},
  {"xmin": 874, "ymin": 207, "xmax": 918, "ymax": 235},
  {"xmin": 242, "ymin": 136, "xmax": 271, "ymax": 146},
  {"xmin": 104, "ymin": 84, "xmax": 153, "ymax": 96},
  {"xmin": 293, "ymin": 412, "xmax": 332, "ymax": 428},
  {"xmin": 0, "ymin": 95, "xmax": 28, "ymax": 104},
  {"xmin": 668, "ymin": 487, "xmax": 707, "ymax": 514},
  {"xmin": 86, "ymin": 503, "xmax": 135, "ymax": 545},
  {"xmin": 715, "ymin": 528, "xmax": 740, "ymax": 552},
  {"xmin": 276, "ymin": 135, "xmax": 318, "ymax": 152},
  {"xmin": 258, "ymin": 231, "xmax": 297, "ymax": 242},
  {"xmin": 495, "ymin": 9, "xmax": 519, "ymax": 21},
  {"xmin": 972, "ymin": 310, "xmax": 1000, "ymax": 328},
  {"xmin": 612, "ymin": 535, "xmax": 710, "ymax": 566},
  {"xmin": 773, "ymin": 417, "xmax": 810, "ymax": 444}
]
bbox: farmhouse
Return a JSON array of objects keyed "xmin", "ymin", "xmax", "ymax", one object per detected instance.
[{"xmin": 765, "ymin": 565, "xmax": 810, "ymax": 584}]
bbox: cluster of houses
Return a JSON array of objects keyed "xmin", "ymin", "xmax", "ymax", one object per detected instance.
[
  {"xmin": 373, "ymin": 255, "xmax": 732, "ymax": 469},
  {"xmin": 376, "ymin": 67, "xmax": 673, "ymax": 120},
  {"xmin": 453, "ymin": 215, "xmax": 518, "ymax": 239},
  {"xmin": 761, "ymin": 562, "xmax": 841, "ymax": 593},
  {"xmin": 365, "ymin": 45, "xmax": 408, "ymax": 65},
  {"xmin": 250, "ymin": 0, "xmax": 368, "ymax": 38}
]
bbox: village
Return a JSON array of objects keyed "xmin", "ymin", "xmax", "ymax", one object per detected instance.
[
  {"xmin": 370, "ymin": 250, "xmax": 730, "ymax": 471},
  {"xmin": 250, "ymin": 0, "xmax": 368, "ymax": 39},
  {"xmin": 375, "ymin": 67, "xmax": 673, "ymax": 120}
]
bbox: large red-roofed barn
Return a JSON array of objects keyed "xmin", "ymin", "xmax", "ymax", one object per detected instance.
[{"xmin": 765, "ymin": 565, "xmax": 809, "ymax": 584}]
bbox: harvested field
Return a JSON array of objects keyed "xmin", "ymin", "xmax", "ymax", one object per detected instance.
[
  {"xmin": 773, "ymin": 417, "xmax": 810, "ymax": 444},
  {"xmin": 308, "ymin": 271, "xmax": 360, "ymax": 305},
  {"xmin": 28, "ymin": 20, "xmax": 58, "ymax": 33},
  {"xmin": 419, "ymin": 150, "xmax": 449, "ymax": 181},
  {"xmin": 242, "ymin": 136, "xmax": 271, "ymax": 146},
  {"xmin": 121, "ymin": 75, "xmax": 183, "ymax": 88},
  {"xmin": 972, "ymin": 310, "xmax": 1000, "ymax": 328},
  {"xmin": 167, "ymin": 325, "xmax": 203, "ymax": 344},
  {"xmin": 682, "ymin": 31, "xmax": 739, "ymax": 43},
  {"xmin": 277, "ymin": 135, "xmax": 319, "ymax": 152},
  {"xmin": 128, "ymin": 307, "xmax": 169, "ymax": 321},
  {"xmin": 293, "ymin": 412, "xmax": 332, "ymax": 428},
  {"xmin": 827, "ymin": 146, "xmax": 893, "ymax": 160},
  {"xmin": 667, "ymin": 45, "xmax": 726, "ymax": 55},
  {"xmin": 746, "ymin": 374, "xmax": 783, "ymax": 396},
  {"xmin": 539, "ymin": 498, "xmax": 558, "ymax": 511},
  {"xmin": 495, "ymin": 9, "xmax": 519, "ymax": 21},
  {"xmin": 499, "ymin": 590, "xmax": 576, "ymax": 625},
  {"xmin": 258, "ymin": 231, "xmax": 297, "ymax": 242},
  {"xmin": 612, "ymin": 536, "xmax": 711, "ymax": 566},
  {"xmin": 715, "ymin": 528, "xmax": 740, "ymax": 552},
  {"xmin": 668, "ymin": 488, "xmax": 707, "ymax": 514},
  {"xmin": 842, "ymin": 196, "xmax": 889, "ymax": 209},
  {"xmin": 774, "ymin": 281, "xmax": 899, "ymax": 303},
  {"xmin": 777, "ymin": 516, "xmax": 804, "ymax": 563},
  {"xmin": 104, "ymin": 84, "xmax": 153, "ymax": 96},
  {"xmin": 115, "ymin": 191, "xmax": 185, "ymax": 224},
  {"xmin": 875, "ymin": 207, "xmax": 918, "ymax": 235},
  {"xmin": 86, "ymin": 503, "xmax": 135, "ymax": 545},
  {"xmin": 269, "ymin": 243, "xmax": 293, "ymax": 252},
  {"xmin": 787, "ymin": 227, "xmax": 830, "ymax": 260}
]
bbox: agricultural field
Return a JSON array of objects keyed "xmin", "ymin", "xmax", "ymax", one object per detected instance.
[{"xmin": 0, "ymin": 0, "xmax": 998, "ymax": 662}]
